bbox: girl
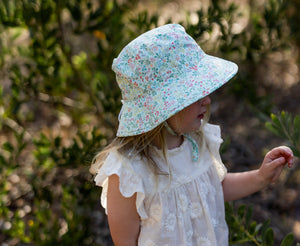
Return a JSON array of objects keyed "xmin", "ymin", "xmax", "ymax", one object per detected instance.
[{"xmin": 90, "ymin": 24, "xmax": 294, "ymax": 246}]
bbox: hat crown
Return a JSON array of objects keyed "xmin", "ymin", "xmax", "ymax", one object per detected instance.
[{"xmin": 112, "ymin": 24, "xmax": 205, "ymax": 102}]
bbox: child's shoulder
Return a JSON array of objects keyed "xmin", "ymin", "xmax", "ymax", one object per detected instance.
[
  {"xmin": 101, "ymin": 148, "xmax": 150, "ymax": 176},
  {"xmin": 103, "ymin": 148, "xmax": 143, "ymax": 166},
  {"xmin": 95, "ymin": 149, "xmax": 147, "ymax": 185},
  {"xmin": 203, "ymin": 123, "xmax": 222, "ymax": 137}
]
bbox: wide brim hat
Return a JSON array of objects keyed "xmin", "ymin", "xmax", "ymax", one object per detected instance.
[{"xmin": 113, "ymin": 24, "xmax": 238, "ymax": 136}]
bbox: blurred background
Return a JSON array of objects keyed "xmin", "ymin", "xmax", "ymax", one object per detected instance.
[{"xmin": 0, "ymin": 0, "xmax": 299, "ymax": 245}]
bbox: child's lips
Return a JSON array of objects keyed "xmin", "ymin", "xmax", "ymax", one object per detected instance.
[{"xmin": 197, "ymin": 111, "xmax": 206, "ymax": 119}]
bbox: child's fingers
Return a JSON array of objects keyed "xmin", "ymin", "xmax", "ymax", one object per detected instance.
[
  {"xmin": 270, "ymin": 156, "xmax": 286, "ymax": 167},
  {"xmin": 281, "ymin": 147, "xmax": 294, "ymax": 167},
  {"xmin": 287, "ymin": 154, "xmax": 294, "ymax": 168},
  {"xmin": 269, "ymin": 146, "xmax": 293, "ymax": 159},
  {"xmin": 266, "ymin": 146, "xmax": 294, "ymax": 165},
  {"xmin": 261, "ymin": 146, "xmax": 294, "ymax": 184},
  {"xmin": 268, "ymin": 152, "xmax": 294, "ymax": 172},
  {"xmin": 268, "ymin": 157, "xmax": 288, "ymax": 182},
  {"xmin": 271, "ymin": 165, "xmax": 285, "ymax": 183}
]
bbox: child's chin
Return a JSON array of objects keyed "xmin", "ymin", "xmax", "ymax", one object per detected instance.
[{"xmin": 192, "ymin": 123, "xmax": 202, "ymax": 132}]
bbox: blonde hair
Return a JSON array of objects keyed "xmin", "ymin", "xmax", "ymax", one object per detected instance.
[
  {"xmin": 90, "ymin": 105, "xmax": 211, "ymax": 175},
  {"xmin": 90, "ymin": 123, "xmax": 167, "ymax": 175}
]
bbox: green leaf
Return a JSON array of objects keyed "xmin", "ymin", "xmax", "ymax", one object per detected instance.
[
  {"xmin": 266, "ymin": 111, "xmax": 300, "ymax": 158},
  {"xmin": 261, "ymin": 219, "xmax": 271, "ymax": 238},
  {"xmin": 293, "ymin": 116, "xmax": 300, "ymax": 144},
  {"xmin": 245, "ymin": 206, "xmax": 253, "ymax": 228},
  {"xmin": 249, "ymin": 221, "xmax": 258, "ymax": 234},
  {"xmin": 280, "ymin": 233, "xmax": 294, "ymax": 246},
  {"xmin": 254, "ymin": 223, "xmax": 262, "ymax": 235},
  {"xmin": 238, "ymin": 204, "xmax": 246, "ymax": 220},
  {"xmin": 265, "ymin": 121, "xmax": 280, "ymax": 136},
  {"xmin": 3, "ymin": 142, "xmax": 14, "ymax": 152},
  {"xmin": 270, "ymin": 114, "xmax": 285, "ymax": 137},
  {"xmin": 294, "ymin": 115, "xmax": 300, "ymax": 128},
  {"xmin": 263, "ymin": 228, "xmax": 274, "ymax": 246}
]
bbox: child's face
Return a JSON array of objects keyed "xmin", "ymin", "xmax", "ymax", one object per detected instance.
[{"xmin": 167, "ymin": 96, "xmax": 211, "ymax": 134}]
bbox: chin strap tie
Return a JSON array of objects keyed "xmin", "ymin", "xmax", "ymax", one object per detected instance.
[{"xmin": 163, "ymin": 122, "xmax": 199, "ymax": 162}]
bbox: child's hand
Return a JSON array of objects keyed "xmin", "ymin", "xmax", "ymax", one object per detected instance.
[{"xmin": 259, "ymin": 146, "xmax": 294, "ymax": 185}]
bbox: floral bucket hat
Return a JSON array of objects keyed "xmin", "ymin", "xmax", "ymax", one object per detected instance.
[{"xmin": 113, "ymin": 24, "xmax": 238, "ymax": 137}]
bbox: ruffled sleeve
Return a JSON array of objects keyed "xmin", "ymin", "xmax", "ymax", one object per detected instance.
[
  {"xmin": 203, "ymin": 123, "xmax": 227, "ymax": 181},
  {"xmin": 94, "ymin": 151, "xmax": 148, "ymax": 219}
]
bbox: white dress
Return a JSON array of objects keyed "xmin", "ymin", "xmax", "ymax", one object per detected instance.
[{"xmin": 94, "ymin": 123, "xmax": 228, "ymax": 246}]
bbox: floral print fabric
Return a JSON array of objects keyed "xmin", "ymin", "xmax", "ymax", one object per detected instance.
[
  {"xmin": 94, "ymin": 123, "xmax": 228, "ymax": 245},
  {"xmin": 112, "ymin": 24, "xmax": 238, "ymax": 136}
]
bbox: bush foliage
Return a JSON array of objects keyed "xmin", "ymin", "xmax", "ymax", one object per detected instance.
[{"xmin": 0, "ymin": 0, "xmax": 299, "ymax": 245}]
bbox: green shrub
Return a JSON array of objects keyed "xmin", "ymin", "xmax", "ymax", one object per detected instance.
[
  {"xmin": 226, "ymin": 202, "xmax": 298, "ymax": 246},
  {"xmin": 0, "ymin": 0, "xmax": 299, "ymax": 245},
  {"xmin": 266, "ymin": 111, "xmax": 300, "ymax": 158},
  {"xmin": 185, "ymin": 0, "xmax": 293, "ymax": 117}
]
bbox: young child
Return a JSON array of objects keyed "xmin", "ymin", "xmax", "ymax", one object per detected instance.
[{"xmin": 90, "ymin": 24, "xmax": 294, "ymax": 246}]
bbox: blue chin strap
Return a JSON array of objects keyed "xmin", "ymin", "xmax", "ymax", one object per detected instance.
[{"xmin": 163, "ymin": 122, "xmax": 199, "ymax": 162}]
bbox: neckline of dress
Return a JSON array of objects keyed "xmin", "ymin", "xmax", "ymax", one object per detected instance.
[{"xmin": 150, "ymin": 135, "xmax": 188, "ymax": 154}]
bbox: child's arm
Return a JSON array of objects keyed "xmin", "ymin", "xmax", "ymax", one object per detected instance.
[
  {"xmin": 222, "ymin": 146, "xmax": 294, "ymax": 202},
  {"xmin": 107, "ymin": 174, "xmax": 140, "ymax": 246}
]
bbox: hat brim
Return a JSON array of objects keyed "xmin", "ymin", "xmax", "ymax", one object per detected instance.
[{"xmin": 117, "ymin": 54, "xmax": 238, "ymax": 136}]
